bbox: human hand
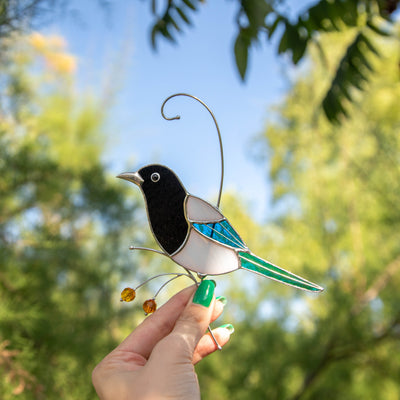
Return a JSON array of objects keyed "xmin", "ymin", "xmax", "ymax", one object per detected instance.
[{"xmin": 92, "ymin": 280, "xmax": 234, "ymax": 400}]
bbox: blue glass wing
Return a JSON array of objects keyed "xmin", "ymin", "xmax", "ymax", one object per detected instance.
[{"xmin": 193, "ymin": 220, "xmax": 247, "ymax": 250}]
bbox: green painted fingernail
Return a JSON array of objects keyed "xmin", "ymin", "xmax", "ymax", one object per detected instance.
[
  {"xmin": 216, "ymin": 296, "xmax": 227, "ymax": 306},
  {"xmin": 193, "ymin": 280, "xmax": 215, "ymax": 308},
  {"xmin": 219, "ymin": 323, "xmax": 235, "ymax": 334}
]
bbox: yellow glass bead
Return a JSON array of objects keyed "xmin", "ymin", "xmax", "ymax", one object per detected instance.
[
  {"xmin": 143, "ymin": 299, "xmax": 157, "ymax": 314},
  {"xmin": 120, "ymin": 287, "xmax": 136, "ymax": 302}
]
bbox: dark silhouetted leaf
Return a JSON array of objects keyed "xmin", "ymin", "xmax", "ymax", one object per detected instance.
[
  {"xmin": 234, "ymin": 31, "xmax": 250, "ymax": 80},
  {"xmin": 166, "ymin": 14, "xmax": 181, "ymax": 32},
  {"xmin": 278, "ymin": 22, "xmax": 291, "ymax": 54},
  {"xmin": 366, "ymin": 20, "xmax": 391, "ymax": 36},
  {"xmin": 267, "ymin": 15, "xmax": 282, "ymax": 39},
  {"xmin": 176, "ymin": 6, "xmax": 191, "ymax": 25},
  {"xmin": 182, "ymin": 0, "xmax": 196, "ymax": 11},
  {"xmin": 322, "ymin": 31, "xmax": 379, "ymax": 123},
  {"xmin": 341, "ymin": 0, "xmax": 358, "ymax": 26},
  {"xmin": 241, "ymin": 0, "xmax": 272, "ymax": 27},
  {"xmin": 292, "ymin": 36, "xmax": 308, "ymax": 64}
]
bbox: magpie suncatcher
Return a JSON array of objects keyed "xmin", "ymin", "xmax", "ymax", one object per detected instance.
[{"xmin": 117, "ymin": 164, "xmax": 323, "ymax": 292}]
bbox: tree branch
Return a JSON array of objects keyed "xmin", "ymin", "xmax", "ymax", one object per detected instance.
[{"xmin": 352, "ymin": 253, "xmax": 400, "ymax": 314}]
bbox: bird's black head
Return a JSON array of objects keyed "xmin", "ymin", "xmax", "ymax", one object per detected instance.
[
  {"xmin": 117, "ymin": 164, "xmax": 187, "ymax": 198},
  {"xmin": 117, "ymin": 164, "xmax": 189, "ymax": 255},
  {"xmin": 137, "ymin": 164, "xmax": 186, "ymax": 198}
]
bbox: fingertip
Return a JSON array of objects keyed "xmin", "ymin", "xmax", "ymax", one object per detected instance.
[
  {"xmin": 209, "ymin": 324, "xmax": 235, "ymax": 348},
  {"xmin": 216, "ymin": 295, "xmax": 227, "ymax": 306},
  {"xmin": 192, "ymin": 324, "xmax": 235, "ymax": 364},
  {"xmin": 218, "ymin": 323, "xmax": 234, "ymax": 335},
  {"xmin": 192, "ymin": 280, "xmax": 216, "ymax": 308},
  {"xmin": 210, "ymin": 295, "xmax": 227, "ymax": 323}
]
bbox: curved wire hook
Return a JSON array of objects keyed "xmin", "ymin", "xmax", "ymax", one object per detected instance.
[{"xmin": 161, "ymin": 93, "xmax": 225, "ymax": 208}]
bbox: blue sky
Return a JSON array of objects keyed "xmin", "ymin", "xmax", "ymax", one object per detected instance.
[{"xmin": 44, "ymin": 1, "xmax": 314, "ymax": 221}]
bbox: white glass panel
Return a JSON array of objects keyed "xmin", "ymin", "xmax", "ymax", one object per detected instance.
[
  {"xmin": 185, "ymin": 195, "xmax": 224, "ymax": 223},
  {"xmin": 172, "ymin": 229, "xmax": 239, "ymax": 275}
]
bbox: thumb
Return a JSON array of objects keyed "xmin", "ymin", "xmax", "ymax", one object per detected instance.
[{"xmin": 151, "ymin": 280, "xmax": 216, "ymax": 363}]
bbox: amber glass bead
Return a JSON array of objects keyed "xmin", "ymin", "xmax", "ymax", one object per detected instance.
[
  {"xmin": 120, "ymin": 287, "xmax": 136, "ymax": 302},
  {"xmin": 143, "ymin": 299, "xmax": 157, "ymax": 314}
]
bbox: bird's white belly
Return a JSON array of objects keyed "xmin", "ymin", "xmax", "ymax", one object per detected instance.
[{"xmin": 172, "ymin": 228, "xmax": 240, "ymax": 275}]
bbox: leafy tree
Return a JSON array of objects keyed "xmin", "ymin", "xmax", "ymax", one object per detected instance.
[
  {"xmin": 197, "ymin": 29, "xmax": 400, "ymax": 400},
  {"xmin": 0, "ymin": 33, "xmax": 141, "ymax": 399},
  {"xmin": 2, "ymin": 10, "xmax": 400, "ymax": 400},
  {"xmin": 1, "ymin": 0, "xmax": 399, "ymax": 123},
  {"xmin": 149, "ymin": 0, "xmax": 399, "ymax": 123}
]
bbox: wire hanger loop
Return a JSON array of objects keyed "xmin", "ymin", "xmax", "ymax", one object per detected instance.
[{"xmin": 161, "ymin": 93, "xmax": 225, "ymax": 208}]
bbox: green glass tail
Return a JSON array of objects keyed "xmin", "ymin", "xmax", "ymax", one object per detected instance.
[{"xmin": 238, "ymin": 252, "xmax": 323, "ymax": 292}]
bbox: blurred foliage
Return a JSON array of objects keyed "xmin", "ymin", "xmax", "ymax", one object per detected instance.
[
  {"xmin": 0, "ymin": 0, "xmax": 56, "ymax": 39},
  {"xmin": 1, "ymin": 8, "xmax": 400, "ymax": 400},
  {"xmin": 1, "ymin": 0, "xmax": 399, "ymax": 123},
  {"xmin": 197, "ymin": 29, "xmax": 400, "ymax": 399},
  {"xmin": 149, "ymin": 0, "xmax": 399, "ymax": 123},
  {"xmin": 0, "ymin": 33, "xmax": 143, "ymax": 399}
]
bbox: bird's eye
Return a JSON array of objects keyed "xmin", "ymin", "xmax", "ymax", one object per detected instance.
[{"xmin": 151, "ymin": 172, "xmax": 160, "ymax": 183}]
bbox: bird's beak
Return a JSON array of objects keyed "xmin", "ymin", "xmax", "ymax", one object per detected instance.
[{"xmin": 116, "ymin": 171, "xmax": 144, "ymax": 186}]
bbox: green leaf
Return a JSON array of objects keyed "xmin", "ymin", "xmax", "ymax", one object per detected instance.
[
  {"xmin": 234, "ymin": 31, "xmax": 250, "ymax": 80},
  {"xmin": 278, "ymin": 22, "xmax": 291, "ymax": 54},
  {"xmin": 366, "ymin": 20, "xmax": 391, "ymax": 37},
  {"xmin": 308, "ymin": 0, "xmax": 329, "ymax": 30},
  {"xmin": 165, "ymin": 14, "xmax": 181, "ymax": 33},
  {"xmin": 360, "ymin": 34, "xmax": 380, "ymax": 56},
  {"xmin": 160, "ymin": 24, "xmax": 175, "ymax": 42},
  {"xmin": 241, "ymin": 0, "xmax": 272, "ymax": 28},
  {"xmin": 277, "ymin": 22, "xmax": 308, "ymax": 64},
  {"xmin": 150, "ymin": 24, "xmax": 158, "ymax": 49},
  {"xmin": 356, "ymin": 48, "xmax": 374, "ymax": 72},
  {"xmin": 348, "ymin": 60, "xmax": 369, "ymax": 82},
  {"xmin": 267, "ymin": 15, "xmax": 283, "ymax": 39},
  {"xmin": 321, "ymin": 31, "xmax": 379, "ymax": 122},
  {"xmin": 292, "ymin": 36, "xmax": 308, "ymax": 64},
  {"xmin": 322, "ymin": 90, "xmax": 347, "ymax": 124},
  {"xmin": 340, "ymin": 0, "xmax": 358, "ymax": 26},
  {"xmin": 176, "ymin": 6, "xmax": 191, "ymax": 25},
  {"xmin": 316, "ymin": 0, "xmax": 338, "ymax": 31},
  {"xmin": 182, "ymin": 0, "xmax": 197, "ymax": 11},
  {"xmin": 326, "ymin": 1, "xmax": 344, "ymax": 31},
  {"xmin": 339, "ymin": 81, "xmax": 353, "ymax": 102}
]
